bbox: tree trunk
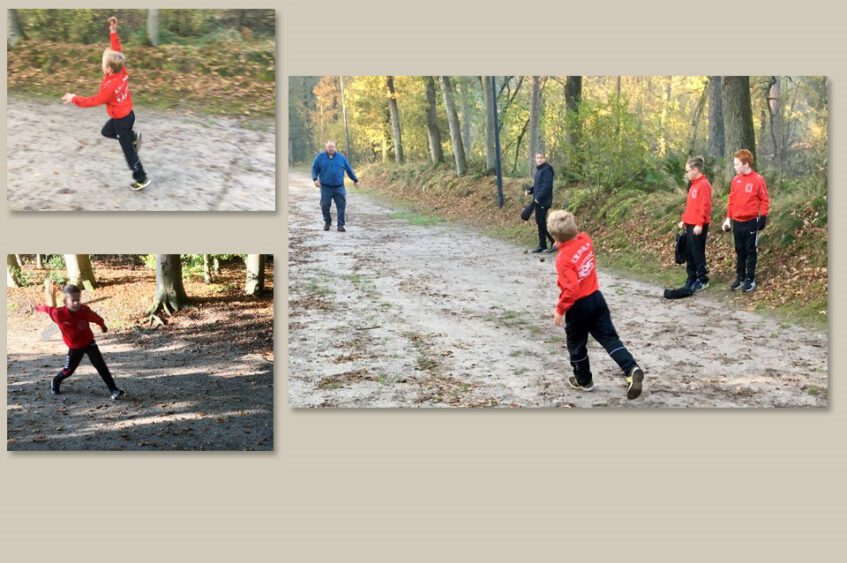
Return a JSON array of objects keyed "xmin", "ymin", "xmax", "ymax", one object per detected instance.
[
  {"xmin": 768, "ymin": 76, "xmax": 783, "ymax": 174},
  {"xmin": 457, "ymin": 77, "xmax": 473, "ymax": 159},
  {"xmin": 245, "ymin": 254, "xmax": 266, "ymax": 296},
  {"xmin": 482, "ymin": 76, "xmax": 497, "ymax": 174},
  {"xmin": 687, "ymin": 80, "xmax": 708, "ymax": 155},
  {"xmin": 439, "ymin": 76, "xmax": 467, "ymax": 176},
  {"xmin": 150, "ymin": 255, "xmax": 188, "ymax": 315},
  {"xmin": 424, "ymin": 77, "xmax": 444, "ymax": 165},
  {"xmin": 528, "ymin": 76, "xmax": 542, "ymax": 177},
  {"xmin": 8, "ymin": 9, "xmax": 25, "ymax": 49},
  {"xmin": 386, "ymin": 76, "xmax": 404, "ymax": 163},
  {"xmin": 147, "ymin": 9, "xmax": 160, "ymax": 47},
  {"xmin": 203, "ymin": 254, "xmax": 212, "ymax": 284},
  {"xmin": 722, "ymin": 76, "xmax": 757, "ymax": 180},
  {"xmin": 64, "ymin": 254, "xmax": 96, "ymax": 290},
  {"xmin": 35, "ymin": 254, "xmax": 43, "ymax": 269},
  {"xmin": 340, "ymin": 76, "xmax": 353, "ymax": 160},
  {"xmin": 7, "ymin": 255, "xmax": 22, "ymax": 288},
  {"xmin": 14, "ymin": 254, "xmax": 23, "ymax": 267},
  {"xmin": 213, "ymin": 257, "xmax": 221, "ymax": 276},
  {"xmin": 707, "ymin": 76, "xmax": 725, "ymax": 158},
  {"xmin": 565, "ymin": 76, "xmax": 583, "ymax": 169}
]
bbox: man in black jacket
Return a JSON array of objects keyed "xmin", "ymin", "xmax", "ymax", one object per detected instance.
[{"xmin": 526, "ymin": 153, "xmax": 556, "ymax": 253}]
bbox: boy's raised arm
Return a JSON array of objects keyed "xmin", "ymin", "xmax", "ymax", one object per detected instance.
[{"xmin": 108, "ymin": 16, "xmax": 122, "ymax": 52}]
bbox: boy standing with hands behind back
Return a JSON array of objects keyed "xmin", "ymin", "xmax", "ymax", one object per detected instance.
[{"xmin": 62, "ymin": 16, "xmax": 150, "ymax": 191}]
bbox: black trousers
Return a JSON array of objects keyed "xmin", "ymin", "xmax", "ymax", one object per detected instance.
[
  {"xmin": 684, "ymin": 223, "xmax": 709, "ymax": 283},
  {"xmin": 534, "ymin": 204, "xmax": 555, "ymax": 248},
  {"xmin": 101, "ymin": 111, "xmax": 147, "ymax": 182},
  {"xmin": 732, "ymin": 218, "xmax": 759, "ymax": 281},
  {"xmin": 564, "ymin": 291, "xmax": 637, "ymax": 386},
  {"xmin": 56, "ymin": 342, "xmax": 117, "ymax": 391}
]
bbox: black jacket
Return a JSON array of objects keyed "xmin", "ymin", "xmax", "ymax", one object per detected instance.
[{"xmin": 530, "ymin": 162, "xmax": 554, "ymax": 208}]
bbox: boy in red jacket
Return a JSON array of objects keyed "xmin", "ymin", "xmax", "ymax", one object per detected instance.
[
  {"xmin": 62, "ymin": 16, "xmax": 150, "ymax": 191},
  {"xmin": 548, "ymin": 210, "xmax": 645, "ymax": 399},
  {"xmin": 720, "ymin": 149, "xmax": 770, "ymax": 292},
  {"xmin": 35, "ymin": 283, "xmax": 124, "ymax": 400},
  {"xmin": 676, "ymin": 156, "xmax": 713, "ymax": 293}
]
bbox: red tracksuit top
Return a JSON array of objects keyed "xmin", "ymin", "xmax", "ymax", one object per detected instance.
[
  {"xmin": 681, "ymin": 175, "xmax": 712, "ymax": 227},
  {"xmin": 72, "ymin": 32, "xmax": 133, "ymax": 119},
  {"xmin": 555, "ymin": 232, "xmax": 600, "ymax": 315},
  {"xmin": 727, "ymin": 171, "xmax": 770, "ymax": 222},
  {"xmin": 36, "ymin": 304, "xmax": 105, "ymax": 349}
]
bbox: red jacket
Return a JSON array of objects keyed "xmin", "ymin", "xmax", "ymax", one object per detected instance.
[
  {"xmin": 36, "ymin": 304, "xmax": 105, "ymax": 349},
  {"xmin": 72, "ymin": 32, "xmax": 133, "ymax": 119},
  {"xmin": 727, "ymin": 171, "xmax": 770, "ymax": 222},
  {"xmin": 681, "ymin": 175, "xmax": 712, "ymax": 227},
  {"xmin": 554, "ymin": 232, "xmax": 600, "ymax": 315}
]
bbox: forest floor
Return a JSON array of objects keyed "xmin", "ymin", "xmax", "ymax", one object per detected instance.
[
  {"xmin": 6, "ymin": 98, "xmax": 275, "ymax": 211},
  {"xmin": 6, "ymin": 260, "xmax": 274, "ymax": 450},
  {"xmin": 288, "ymin": 171, "xmax": 828, "ymax": 408}
]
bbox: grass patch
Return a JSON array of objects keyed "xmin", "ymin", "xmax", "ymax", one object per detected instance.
[{"xmin": 389, "ymin": 210, "xmax": 443, "ymax": 227}]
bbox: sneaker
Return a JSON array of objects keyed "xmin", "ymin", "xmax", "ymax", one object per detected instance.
[
  {"xmin": 51, "ymin": 375, "xmax": 62, "ymax": 396},
  {"xmin": 729, "ymin": 278, "xmax": 744, "ymax": 291},
  {"xmin": 530, "ymin": 246, "xmax": 546, "ymax": 253},
  {"xmin": 129, "ymin": 177, "xmax": 151, "ymax": 191},
  {"xmin": 110, "ymin": 388, "xmax": 125, "ymax": 400},
  {"xmin": 338, "ymin": 225, "xmax": 346, "ymax": 232},
  {"xmin": 626, "ymin": 366, "xmax": 644, "ymax": 400},
  {"xmin": 133, "ymin": 131, "xmax": 142, "ymax": 154},
  {"xmin": 567, "ymin": 376, "xmax": 595, "ymax": 392},
  {"xmin": 683, "ymin": 278, "xmax": 696, "ymax": 291},
  {"xmin": 742, "ymin": 279, "xmax": 756, "ymax": 293},
  {"xmin": 545, "ymin": 246, "xmax": 558, "ymax": 254},
  {"xmin": 323, "ymin": 223, "xmax": 331, "ymax": 231},
  {"xmin": 691, "ymin": 279, "xmax": 709, "ymax": 293}
]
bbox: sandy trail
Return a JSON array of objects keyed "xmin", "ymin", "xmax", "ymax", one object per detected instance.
[
  {"xmin": 6, "ymin": 98, "xmax": 275, "ymax": 211},
  {"xmin": 287, "ymin": 171, "xmax": 828, "ymax": 408}
]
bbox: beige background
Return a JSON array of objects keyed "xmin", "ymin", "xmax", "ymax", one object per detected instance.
[{"xmin": 2, "ymin": 0, "xmax": 844, "ymax": 561}]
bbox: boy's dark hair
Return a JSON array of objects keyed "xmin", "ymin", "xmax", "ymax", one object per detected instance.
[
  {"xmin": 62, "ymin": 284, "xmax": 81, "ymax": 295},
  {"xmin": 686, "ymin": 156, "xmax": 705, "ymax": 172}
]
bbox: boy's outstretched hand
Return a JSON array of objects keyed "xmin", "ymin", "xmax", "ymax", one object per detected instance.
[
  {"xmin": 100, "ymin": 324, "xmax": 109, "ymax": 334},
  {"xmin": 108, "ymin": 16, "xmax": 118, "ymax": 33},
  {"xmin": 62, "ymin": 93, "xmax": 76, "ymax": 104}
]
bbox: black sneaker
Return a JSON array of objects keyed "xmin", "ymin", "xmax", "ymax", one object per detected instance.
[
  {"xmin": 530, "ymin": 246, "xmax": 546, "ymax": 254},
  {"xmin": 323, "ymin": 223, "xmax": 331, "ymax": 231},
  {"xmin": 626, "ymin": 366, "xmax": 644, "ymax": 400},
  {"xmin": 691, "ymin": 279, "xmax": 709, "ymax": 293},
  {"xmin": 51, "ymin": 375, "xmax": 62, "ymax": 396},
  {"xmin": 110, "ymin": 388, "xmax": 125, "ymax": 400},
  {"xmin": 338, "ymin": 225, "xmax": 346, "ymax": 232},
  {"xmin": 729, "ymin": 278, "xmax": 744, "ymax": 291},
  {"xmin": 567, "ymin": 376, "xmax": 595, "ymax": 392},
  {"xmin": 133, "ymin": 131, "xmax": 142, "ymax": 154},
  {"xmin": 742, "ymin": 279, "xmax": 756, "ymax": 293},
  {"xmin": 129, "ymin": 177, "xmax": 151, "ymax": 191},
  {"xmin": 545, "ymin": 246, "xmax": 558, "ymax": 254},
  {"xmin": 683, "ymin": 278, "xmax": 696, "ymax": 291}
]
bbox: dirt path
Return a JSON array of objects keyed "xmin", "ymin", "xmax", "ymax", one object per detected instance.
[
  {"xmin": 6, "ymin": 98, "xmax": 275, "ymax": 211},
  {"xmin": 6, "ymin": 265, "xmax": 274, "ymax": 450},
  {"xmin": 288, "ymin": 171, "xmax": 828, "ymax": 408}
]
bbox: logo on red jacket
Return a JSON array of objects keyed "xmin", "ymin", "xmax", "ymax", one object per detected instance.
[
  {"xmin": 745, "ymin": 183, "xmax": 753, "ymax": 193},
  {"xmin": 577, "ymin": 255, "xmax": 595, "ymax": 281}
]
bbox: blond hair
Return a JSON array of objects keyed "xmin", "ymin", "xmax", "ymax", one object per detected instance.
[
  {"xmin": 547, "ymin": 210, "xmax": 578, "ymax": 243},
  {"xmin": 102, "ymin": 48, "xmax": 125, "ymax": 73}
]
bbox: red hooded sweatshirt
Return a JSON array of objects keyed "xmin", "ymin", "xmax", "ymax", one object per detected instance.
[
  {"xmin": 727, "ymin": 171, "xmax": 770, "ymax": 222},
  {"xmin": 36, "ymin": 304, "xmax": 105, "ymax": 349},
  {"xmin": 554, "ymin": 232, "xmax": 600, "ymax": 315},
  {"xmin": 71, "ymin": 32, "xmax": 133, "ymax": 119},
  {"xmin": 681, "ymin": 175, "xmax": 712, "ymax": 227}
]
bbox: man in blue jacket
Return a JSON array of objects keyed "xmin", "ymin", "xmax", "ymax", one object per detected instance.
[
  {"xmin": 311, "ymin": 141, "xmax": 359, "ymax": 232},
  {"xmin": 525, "ymin": 152, "xmax": 555, "ymax": 253}
]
